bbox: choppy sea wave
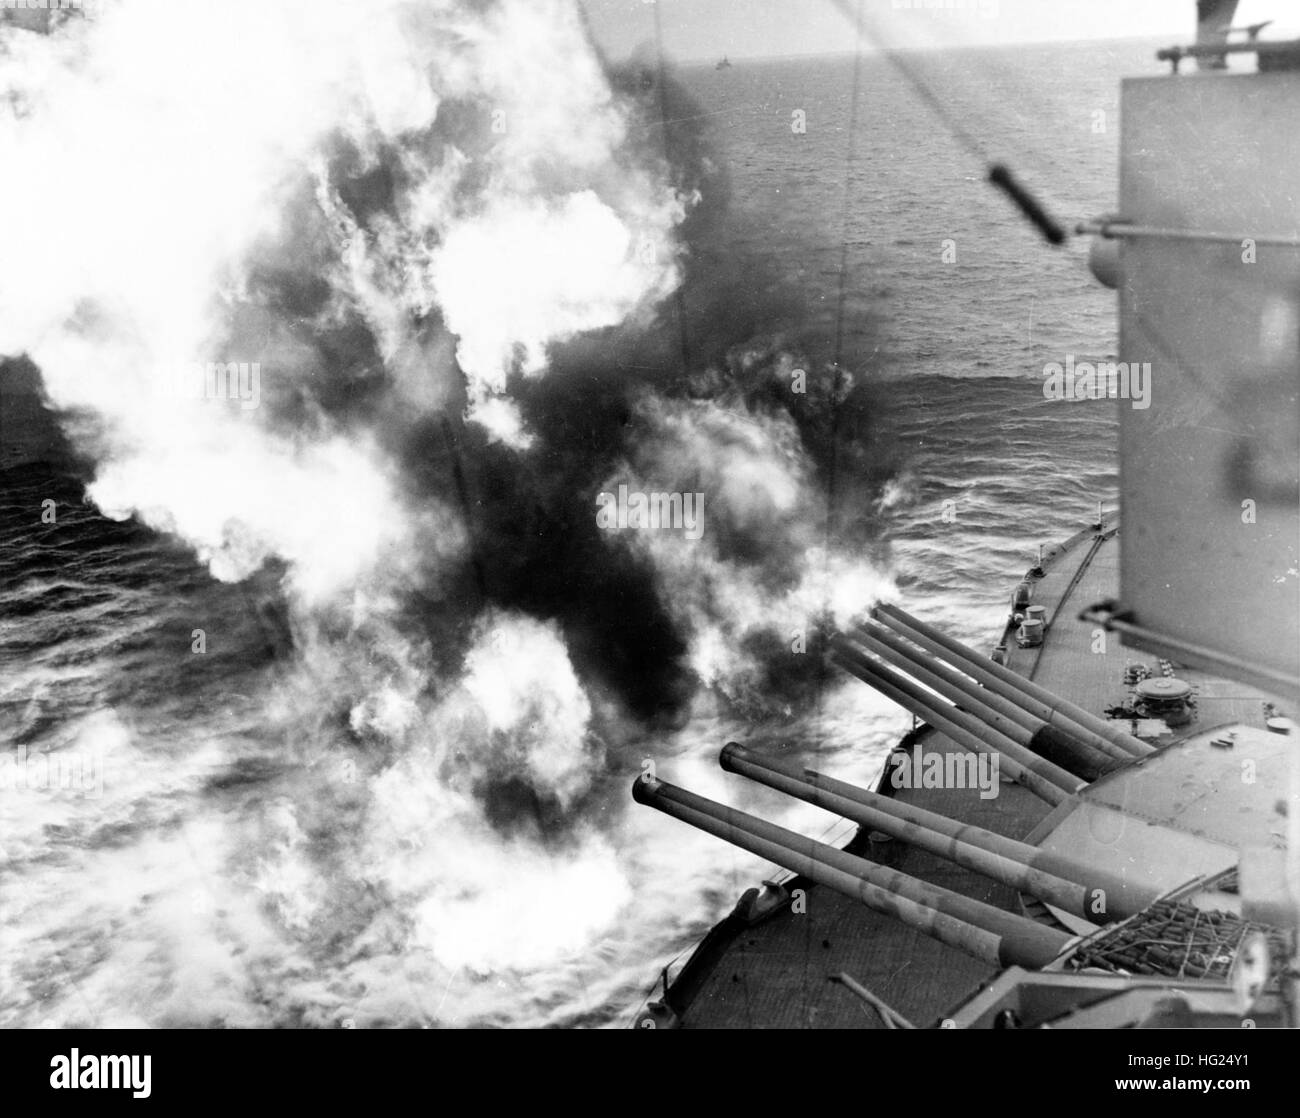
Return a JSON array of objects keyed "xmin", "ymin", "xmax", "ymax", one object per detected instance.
[{"xmin": 0, "ymin": 20, "xmax": 1137, "ymax": 1027}]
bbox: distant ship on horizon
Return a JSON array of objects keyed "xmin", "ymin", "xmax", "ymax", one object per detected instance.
[{"xmin": 715, "ymin": 55, "xmax": 732, "ymax": 70}]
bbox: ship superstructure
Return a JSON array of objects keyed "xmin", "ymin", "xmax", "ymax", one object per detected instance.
[{"xmin": 632, "ymin": 1, "xmax": 1300, "ymax": 1030}]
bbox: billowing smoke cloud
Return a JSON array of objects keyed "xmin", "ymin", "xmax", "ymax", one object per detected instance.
[
  {"xmin": 0, "ymin": 0, "xmax": 898, "ymax": 1025},
  {"xmin": 601, "ymin": 393, "xmax": 894, "ymax": 708},
  {"xmin": 0, "ymin": 0, "xmax": 687, "ymax": 590}
]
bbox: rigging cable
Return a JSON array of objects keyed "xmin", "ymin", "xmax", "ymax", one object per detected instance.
[
  {"xmin": 649, "ymin": 1, "xmax": 755, "ymax": 1032},
  {"xmin": 805, "ymin": 0, "xmax": 872, "ymax": 1032},
  {"xmin": 650, "ymin": 0, "xmax": 696, "ymax": 381},
  {"xmin": 823, "ymin": 0, "xmax": 1068, "ymax": 247}
]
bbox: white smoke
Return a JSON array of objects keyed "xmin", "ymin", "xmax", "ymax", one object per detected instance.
[
  {"xmin": 456, "ymin": 612, "xmax": 599, "ymax": 807},
  {"xmin": 603, "ymin": 392, "xmax": 897, "ymax": 699},
  {"xmin": 0, "ymin": 0, "xmax": 688, "ymax": 598},
  {"xmin": 0, "ymin": 1, "xmax": 900, "ymax": 1027},
  {"xmin": 274, "ymin": 610, "xmax": 628, "ymax": 976},
  {"xmin": 433, "ymin": 188, "xmax": 683, "ymax": 444},
  {"xmin": 0, "ymin": 0, "xmax": 683, "ymax": 1021}
]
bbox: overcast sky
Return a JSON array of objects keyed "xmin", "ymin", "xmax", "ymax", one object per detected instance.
[{"xmin": 581, "ymin": 0, "xmax": 1294, "ymax": 63}]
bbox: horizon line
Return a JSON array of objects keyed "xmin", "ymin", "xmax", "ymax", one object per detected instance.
[{"xmin": 659, "ymin": 32, "xmax": 1184, "ymax": 68}]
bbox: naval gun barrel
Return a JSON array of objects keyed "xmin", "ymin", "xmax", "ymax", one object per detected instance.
[
  {"xmin": 874, "ymin": 602, "xmax": 1153, "ymax": 758},
  {"xmin": 633, "ymin": 775, "xmax": 1075, "ymax": 969},
  {"xmin": 720, "ymin": 743, "xmax": 1162, "ymax": 921},
  {"xmin": 721, "ymin": 743, "xmax": 1091, "ymax": 917},
  {"xmin": 830, "ymin": 639, "xmax": 1081, "ymax": 801},
  {"xmin": 849, "ymin": 622, "xmax": 1124, "ymax": 783}
]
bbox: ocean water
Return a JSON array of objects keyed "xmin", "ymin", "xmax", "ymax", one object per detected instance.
[{"xmin": 0, "ymin": 35, "xmax": 1145, "ymax": 1028}]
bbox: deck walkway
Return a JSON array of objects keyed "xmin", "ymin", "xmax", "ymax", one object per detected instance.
[{"xmin": 668, "ymin": 516, "xmax": 1269, "ymax": 1028}]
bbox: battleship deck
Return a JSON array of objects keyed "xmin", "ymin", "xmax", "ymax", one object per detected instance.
[{"xmin": 659, "ymin": 516, "xmax": 1271, "ymax": 1028}]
